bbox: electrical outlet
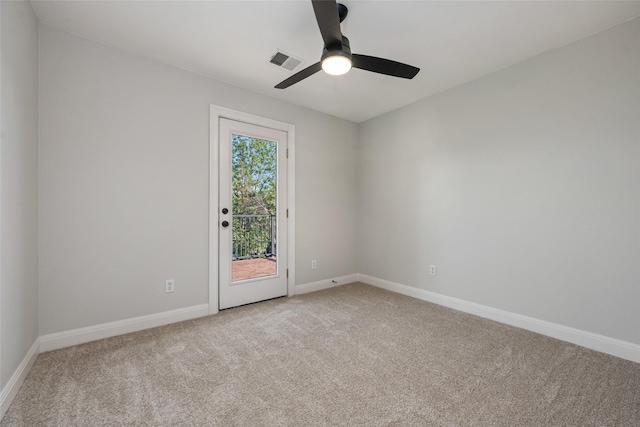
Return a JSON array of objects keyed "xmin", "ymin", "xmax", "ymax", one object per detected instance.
[
  {"xmin": 429, "ymin": 265, "xmax": 436, "ymax": 276},
  {"xmin": 165, "ymin": 279, "xmax": 175, "ymax": 293},
  {"xmin": 311, "ymin": 260, "xmax": 317, "ymax": 269}
]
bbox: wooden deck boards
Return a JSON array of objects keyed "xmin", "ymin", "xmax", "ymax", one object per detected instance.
[{"xmin": 232, "ymin": 257, "xmax": 277, "ymax": 281}]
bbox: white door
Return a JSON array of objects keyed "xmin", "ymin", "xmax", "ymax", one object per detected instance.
[{"xmin": 219, "ymin": 118, "xmax": 288, "ymax": 309}]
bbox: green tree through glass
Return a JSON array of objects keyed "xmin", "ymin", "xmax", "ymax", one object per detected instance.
[{"xmin": 232, "ymin": 135, "xmax": 277, "ymax": 260}]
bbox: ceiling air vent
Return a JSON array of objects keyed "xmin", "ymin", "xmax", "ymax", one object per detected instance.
[{"xmin": 269, "ymin": 50, "xmax": 303, "ymax": 72}]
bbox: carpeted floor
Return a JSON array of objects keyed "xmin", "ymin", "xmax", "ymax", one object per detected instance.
[{"xmin": 2, "ymin": 282, "xmax": 639, "ymax": 426}]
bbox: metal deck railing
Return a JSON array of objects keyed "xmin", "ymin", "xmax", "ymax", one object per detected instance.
[{"xmin": 232, "ymin": 214, "xmax": 276, "ymax": 260}]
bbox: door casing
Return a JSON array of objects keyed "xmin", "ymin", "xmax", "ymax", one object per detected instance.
[{"xmin": 209, "ymin": 105, "xmax": 296, "ymax": 314}]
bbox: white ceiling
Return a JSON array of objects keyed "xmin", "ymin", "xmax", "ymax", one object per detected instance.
[{"xmin": 31, "ymin": 0, "xmax": 640, "ymax": 123}]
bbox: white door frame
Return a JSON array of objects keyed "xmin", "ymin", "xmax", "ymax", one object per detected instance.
[{"xmin": 209, "ymin": 105, "xmax": 296, "ymax": 315}]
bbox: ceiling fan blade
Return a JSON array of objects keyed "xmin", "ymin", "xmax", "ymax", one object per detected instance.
[
  {"xmin": 312, "ymin": 0, "xmax": 343, "ymax": 49},
  {"xmin": 275, "ymin": 62, "xmax": 322, "ymax": 89},
  {"xmin": 352, "ymin": 54, "xmax": 420, "ymax": 79}
]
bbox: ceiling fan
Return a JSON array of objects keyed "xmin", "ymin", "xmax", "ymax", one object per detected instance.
[{"xmin": 275, "ymin": 0, "xmax": 420, "ymax": 89}]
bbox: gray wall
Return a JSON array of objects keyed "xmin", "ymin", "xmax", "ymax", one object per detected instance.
[
  {"xmin": 38, "ymin": 26, "xmax": 358, "ymax": 335},
  {"xmin": 0, "ymin": 1, "xmax": 39, "ymax": 385},
  {"xmin": 20, "ymin": 11, "xmax": 640, "ymax": 350},
  {"xmin": 358, "ymin": 18, "xmax": 640, "ymax": 345}
]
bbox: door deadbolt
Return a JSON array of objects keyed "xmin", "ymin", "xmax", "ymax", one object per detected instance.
[{"xmin": 222, "ymin": 208, "xmax": 228, "ymax": 214}]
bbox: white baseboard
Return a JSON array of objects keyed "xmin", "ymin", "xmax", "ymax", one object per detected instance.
[
  {"xmin": 5, "ymin": 276, "xmax": 637, "ymax": 423},
  {"xmin": 0, "ymin": 338, "xmax": 40, "ymax": 419},
  {"xmin": 40, "ymin": 304, "xmax": 210, "ymax": 352},
  {"xmin": 358, "ymin": 274, "xmax": 640, "ymax": 364},
  {"xmin": 295, "ymin": 273, "xmax": 359, "ymax": 295}
]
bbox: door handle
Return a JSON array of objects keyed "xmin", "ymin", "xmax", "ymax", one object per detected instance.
[{"xmin": 221, "ymin": 221, "xmax": 229, "ymax": 227}]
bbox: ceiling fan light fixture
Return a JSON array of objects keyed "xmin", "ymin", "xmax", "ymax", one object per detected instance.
[
  {"xmin": 274, "ymin": 1, "xmax": 419, "ymax": 89},
  {"xmin": 322, "ymin": 54, "xmax": 352, "ymax": 75}
]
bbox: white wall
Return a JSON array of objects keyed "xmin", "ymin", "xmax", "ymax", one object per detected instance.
[
  {"xmin": 0, "ymin": 1, "xmax": 39, "ymax": 385},
  {"xmin": 358, "ymin": 18, "xmax": 640, "ymax": 345},
  {"xmin": 38, "ymin": 25, "xmax": 358, "ymax": 335}
]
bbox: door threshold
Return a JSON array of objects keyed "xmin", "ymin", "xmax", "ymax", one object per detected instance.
[{"xmin": 219, "ymin": 295, "xmax": 288, "ymax": 311}]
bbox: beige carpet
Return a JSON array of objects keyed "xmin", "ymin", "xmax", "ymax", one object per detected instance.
[{"xmin": 2, "ymin": 282, "xmax": 639, "ymax": 426}]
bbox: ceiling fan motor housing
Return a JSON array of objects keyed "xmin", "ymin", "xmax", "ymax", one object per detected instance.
[{"xmin": 322, "ymin": 36, "xmax": 352, "ymax": 62}]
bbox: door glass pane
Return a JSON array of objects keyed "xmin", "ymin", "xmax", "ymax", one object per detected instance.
[{"xmin": 231, "ymin": 134, "xmax": 277, "ymax": 282}]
